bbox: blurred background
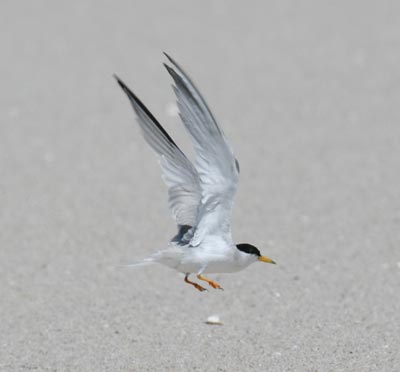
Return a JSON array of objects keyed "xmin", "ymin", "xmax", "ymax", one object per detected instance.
[{"xmin": 1, "ymin": 1, "xmax": 399, "ymax": 371}]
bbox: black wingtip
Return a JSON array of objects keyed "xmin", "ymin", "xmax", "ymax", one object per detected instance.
[
  {"xmin": 163, "ymin": 62, "xmax": 174, "ymax": 75},
  {"xmin": 163, "ymin": 52, "xmax": 181, "ymax": 72},
  {"xmin": 163, "ymin": 51, "xmax": 173, "ymax": 63},
  {"xmin": 113, "ymin": 73, "xmax": 141, "ymax": 107},
  {"xmin": 162, "ymin": 53, "xmax": 196, "ymax": 93},
  {"xmin": 113, "ymin": 73, "xmax": 126, "ymax": 90},
  {"xmin": 113, "ymin": 70, "xmax": 180, "ymax": 149},
  {"xmin": 113, "ymin": 74, "xmax": 138, "ymax": 100}
]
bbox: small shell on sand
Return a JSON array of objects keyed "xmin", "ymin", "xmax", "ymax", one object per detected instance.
[{"xmin": 205, "ymin": 315, "xmax": 223, "ymax": 325}]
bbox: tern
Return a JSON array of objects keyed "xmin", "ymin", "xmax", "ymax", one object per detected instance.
[{"xmin": 114, "ymin": 53, "xmax": 275, "ymax": 291}]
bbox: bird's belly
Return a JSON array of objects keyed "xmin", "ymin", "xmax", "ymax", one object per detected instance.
[
  {"xmin": 201, "ymin": 262, "xmax": 241, "ymax": 274},
  {"xmin": 176, "ymin": 262, "xmax": 203, "ymax": 274},
  {"xmin": 176, "ymin": 254, "xmax": 239, "ymax": 274}
]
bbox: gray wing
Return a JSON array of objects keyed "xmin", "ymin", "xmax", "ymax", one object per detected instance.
[
  {"xmin": 114, "ymin": 75, "xmax": 201, "ymax": 227},
  {"xmin": 163, "ymin": 54, "xmax": 240, "ymax": 246}
]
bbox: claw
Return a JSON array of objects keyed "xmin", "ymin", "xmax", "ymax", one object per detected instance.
[
  {"xmin": 209, "ymin": 281, "xmax": 223, "ymax": 290},
  {"xmin": 195, "ymin": 284, "xmax": 207, "ymax": 292},
  {"xmin": 184, "ymin": 274, "xmax": 207, "ymax": 292}
]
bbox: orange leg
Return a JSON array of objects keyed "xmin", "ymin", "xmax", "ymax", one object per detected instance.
[
  {"xmin": 197, "ymin": 275, "xmax": 223, "ymax": 290},
  {"xmin": 184, "ymin": 274, "xmax": 207, "ymax": 292}
]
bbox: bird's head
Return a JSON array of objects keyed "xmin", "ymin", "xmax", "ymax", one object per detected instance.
[{"xmin": 236, "ymin": 243, "xmax": 276, "ymax": 265}]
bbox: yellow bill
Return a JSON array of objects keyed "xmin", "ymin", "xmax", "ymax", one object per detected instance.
[{"xmin": 258, "ymin": 255, "xmax": 276, "ymax": 264}]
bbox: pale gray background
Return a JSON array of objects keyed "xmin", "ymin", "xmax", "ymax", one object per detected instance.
[{"xmin": 1, "ymin": 1, "xmax": 400, "ymax": 371}]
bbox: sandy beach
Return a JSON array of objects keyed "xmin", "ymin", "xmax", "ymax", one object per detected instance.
[{"xmin": 1, "ymin": 1, "xmax": 399, "ymax": 371}]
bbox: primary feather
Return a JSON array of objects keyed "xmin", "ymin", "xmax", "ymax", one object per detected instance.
[
  {"xmin": 163, "ymin": 53, "xmax": 240, "ymax": 247},
  {"xmin": 114, "ymin": 75, "xmax": 201, "ymax": 228}
]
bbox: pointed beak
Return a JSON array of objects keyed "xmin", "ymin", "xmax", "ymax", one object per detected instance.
[{"xmin": 258, "ymin": 255, "xmax": 276, "ymax": 264}]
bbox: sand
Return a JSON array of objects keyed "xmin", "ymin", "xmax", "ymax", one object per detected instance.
[{"xmin": 1, "ymin": 1, "xmax": 399, "ymax": 371}]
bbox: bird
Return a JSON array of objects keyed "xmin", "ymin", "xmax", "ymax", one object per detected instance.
[{"xmin": 114, "ymin": 53, "xmax": 275, "ymax": 291}]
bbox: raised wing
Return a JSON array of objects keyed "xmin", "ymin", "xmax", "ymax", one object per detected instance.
[
  {"xmin": 163, "ymin": 54, "xmax": 240, "ymax": 246},
  {"xmin": 114, "ymin": 75, "xmax": 201, "ymax": 227}
]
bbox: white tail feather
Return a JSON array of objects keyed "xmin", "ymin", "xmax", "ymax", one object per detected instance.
[{"xmin": 118, "ymin": 257, "xmax": 156, "ymax": 268}]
